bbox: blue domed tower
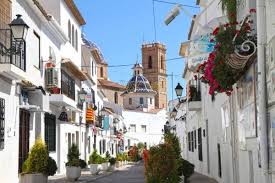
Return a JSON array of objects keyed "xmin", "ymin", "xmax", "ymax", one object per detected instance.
[{"xmin": 122, "ymin": 63, "xmax": 156, "ymax": 111}]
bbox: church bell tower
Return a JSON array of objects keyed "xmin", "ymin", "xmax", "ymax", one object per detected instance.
[{"xmin": 142, "ymin": 43, "xmax": 167, "ymax": 109}]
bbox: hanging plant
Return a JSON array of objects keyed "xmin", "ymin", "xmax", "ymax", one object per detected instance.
[
  {"xmin": 220, "ymin": 0, "xmax": 237, "ymax": 23},
  {"xmin": 197, "ymin": 10, "xmax": 257, "ymax": 96}
]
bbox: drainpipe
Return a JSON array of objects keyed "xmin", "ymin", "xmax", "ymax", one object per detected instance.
[{"xmin": 256, "ymin": 0, "xmax": 270, "ymax": 182}]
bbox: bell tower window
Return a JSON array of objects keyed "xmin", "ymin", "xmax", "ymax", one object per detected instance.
[
  {"xmin": 148, "ymin": 56, "xmax": 152, "ymax": 69},
  {"xmin": 161, "ymin": 55, "xmax": 164, "ymax": 70}
]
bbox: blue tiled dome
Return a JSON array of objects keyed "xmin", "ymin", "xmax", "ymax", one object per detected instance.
[{"xmin": 125, "ymin": 75, "xmax": 155, "ymax": 93}]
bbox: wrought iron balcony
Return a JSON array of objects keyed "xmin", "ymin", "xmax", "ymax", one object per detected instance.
[{"xmin": 0, "ymin": 29, "xmax": 26, "ymax": 71}]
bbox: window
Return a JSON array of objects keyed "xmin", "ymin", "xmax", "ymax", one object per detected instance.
[
  {"xmin": 88, "ymin": 136, "xmax": 91, "ymax": 154},
  {"xmin": 99, "ymin": 140, "xmax": 102, "ymax": 154},
  {"xmin": 68, "ymin": 20, "xmax": 71, "ymax": 43},
  {"xmin": 93, "ymin": 135, "xmax": 96, "ymax": 150},
  {"xmin": 103, "ymin": 139, "xmax": 106, "ymax": 153},
  {"xmin": 194, "ymin": 130, "xmax": 196, "ymax": 149},
  {"xmin": 114, "ymin": 92, "xmax": 118, "ymax": 104},
  {"xmin": 218, "ymin": 143, "xmax": 222, "ymax": 177},
  {"xmin": 61, "ymin": 70, "xmax": 75, "ymax": 100},
  {"xmin": 160, "ymin": 55, "xmax": 164, "ymax": 69},
  {"xmin": 76, "ymin": 131, "xmax": 79, "ymax": 147},
  {"xmin": 130, "ymin": 124, "xmax": 136, "ymax": 132},
  {"xmin": 75, "ymin": 30, "xmax": 78, "ymax": 51},
  {"xmin": 33, "ymin": 31, "xmax": 40, "ymax": 68},
  {"xmin": 100, "ymin": 67, "xmax": 104, "ymax": 78},
  {"xmin": 92, "ymin": 61, "xmax": 94, "ymax": 76},
  {"xmin": 141, "ymin": 125, "xmax": 147, "ymax": 133},
  {"xmin": 129, "ymin": 98, "xmax": 132, "ymax": 105},
  {"xmin": 45, "ymin": 113, "xmax": 56, "ymax": 151},
  {"xmin": 161, "ymin": 81, "xmax": 164, "ymax": 89},
  {"xmin": 191, "ymin": 131, "xmax": 194, "ymax": 152},
  {"xmin": 0, "ymin": 98, "xmax": 4, "ymax": 149},
  {"xmin": 148, "ymin": 56, "xmax": 152, "ymax": 69},
  {"xmin": 150, "ymin": 98, "xmax": 152, "ymax": 104},
  {"xmin": 198, "ymin": 128, "xmax": 203, "ymax": 161},
  {"xmin": 140, "ymin": 97, "xmax": 144, "ymax": 105},
  {"xmin": 188, "ymin": 132, "xmax": 191, "ymax": 151},
  {"xmin": 68, "ymin": 133, "xmax": 72, "ymax": 150},
  {"xmin": 72, "ymin": 25, "xmax": 75, "ymax": 47}
]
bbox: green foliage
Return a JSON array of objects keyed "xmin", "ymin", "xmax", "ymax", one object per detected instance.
[
  {"xmin": 66, "ymin": 144, "xmax": 80, "ymax": 167},
  {"xmin": 137, "ymin": 142, "xmax": 145, "ymax": 150},
  {"xmin": 178, "ymin": 158, "xmax": 195, "ymax": 183},
  {"xmin": 146, "ymin": 144, "xmax": 180, "ymax": 183},
  {"xmin": 22, "ymin": 136, "xmax": 48, "ymax": 175},
  {"xmin": 129, "ymin": 146, "xmax": 140, "ymax": 162},
  {"xmin": 79, "ymin": 159, "xmax": 87, "ymax": 169},
  {"xmin": 47, "ymin": 156, "xmax": 58, "ymax": 176},
  {"xmin": 116, "ymin": 153, "xmax": 123, "ymax": 161},
  {"xmin": 109, "ymin": 157, "xmax": 116, "ymax": 165},
  {"xmin": 220, "ymin": 0, "xmax": 237, "ymax": 23},
  {"xmin": 164, "ymin": 132, "xmax": 181, "ymax": 160},
  {"xmin": 105, "ymin": 151, "xmax": 111, "ymax": 161},
  {"xmin": 89, "ymin": 150, "xmax": 104, "ymax": 164}
]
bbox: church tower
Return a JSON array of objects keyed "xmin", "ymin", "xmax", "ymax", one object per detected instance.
[{"xmin": 142, "ymin": 43, "xmax": 167, "ymax": 109}]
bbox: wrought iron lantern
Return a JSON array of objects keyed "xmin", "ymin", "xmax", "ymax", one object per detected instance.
[
  {"xmin": 0, "ymin": 15, "xmax": 29, "ymax": 56},
  {"xmin": 175, "ymin": 83, "xmax": 183, "ymax": 101},
  {"xmin": 78, "ymin": 88, "xmax": 87, "ymax": 103}
]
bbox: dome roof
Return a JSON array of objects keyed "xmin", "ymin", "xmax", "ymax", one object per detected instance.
[{"xmin": 124, "ymin": 74, "xmax": 155, "ymax": 94}]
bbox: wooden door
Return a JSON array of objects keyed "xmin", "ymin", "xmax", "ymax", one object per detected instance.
[{"xmin": 18, "ymin": 109, "xmax": 30, "ymax": 173}]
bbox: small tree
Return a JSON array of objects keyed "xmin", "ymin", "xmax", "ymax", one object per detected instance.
[
  {"xmin": 66, "ymin": 144, "xmax": 80, "ymax": 167},
  {"xmin": 22, "ymin": 136, "xmax": 48, "ymax": 175},
  {"xmin": 89, "ymin": 150, "xmax": 103, "ymax": 164},
  {"xmin": 164, "ymin": 132, "xmax": 181, "ymax": 159}
]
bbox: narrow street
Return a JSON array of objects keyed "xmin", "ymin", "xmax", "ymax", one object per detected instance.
[{"xmin": 89, "ymin": 162, "xmax": 145, "ymax": 183}]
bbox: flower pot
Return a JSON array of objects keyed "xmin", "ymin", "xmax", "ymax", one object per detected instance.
[
  {"xmin": 89, "ymin": 164, "xmax": 101, "ymax": 175},
  {"xmin": 51, "ymin": 87, "xmax": 60, "ymax": 94},
  {"xmin": 20, "ymin": 173, "xmax": 47, "ymax": 183},
  {"xmin": 109, "ymin": 165, "xmax": 115, "ymax": 171},
  {"xmin": 66, "ymin": 166, "xmax": 81, "ymax": 181},
  {"xmin": 101, "ymin": 162, "xmax": 109, "ymax": 171},
  {"xmin": 115, "ymin": 161, "xmax": 120, "ymax": 168}
]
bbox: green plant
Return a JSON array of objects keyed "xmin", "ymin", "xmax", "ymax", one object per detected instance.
[
  {"xmin": 105, "ymin": 151, "xmax": 111, "ymax": 161},
  {"xmin": 47, "ymin": 156, "xmax": 58, "ymax": 176},
  {"xmin": 178, "ymin": 158, "xmax": 194, "ymax": 183},
  {"xmin": 22, "ymin": 136, "xmax": 48, "ymax": 175},
  {"xmin": 109, "ymin": 157, "xmax": 116, "ymax": 166},
  {"xmin": 220, "ymin": 0, "xmax": 237, "ymax": 23},
  {"xmin": 137, "ymin": 142, "xmax": 144, "ymax": 150},
  {"xmin": 116, "ymin": 153, "xmax": 123, "ymax": 161},
  {"xmin": 66, "ymin": 144, "xmax": 80, "ymax": 167},
  {"xmin": 164, "ymin": 132, "xmax": 181, "ymax": 160},
  {"xmin": 89, "ymin": 150, "xmax": 103, "ymax": 164},
  {"xmin": 146, "ymin": 143, "xmax": 180, "ymax": 183},
  {"xmin": 79, "ymin": 159, "xmax": 87, "ymax": 169}
]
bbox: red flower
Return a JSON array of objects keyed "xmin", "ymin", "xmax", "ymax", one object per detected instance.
[
  {"xmin": 210, "ymin": 39, "xmax": 214, "ymax": 42},
  {"xmin": 212, "ymin": 27, "xmax": 220, "ymax": 35},
  {"xmin": 224, "ymin": 23, "xmax": 230, "ymax": 28},
  {"xmin": 250, "ymin": 8, "xmax": 256, "ymax": 13},
  {"xmin": 194, "ymin": 75, "xmax": 198, "ymax": 80},
  {"xmin": 235, "ymin": 30, "xmax": 240, "ymax": 35}
]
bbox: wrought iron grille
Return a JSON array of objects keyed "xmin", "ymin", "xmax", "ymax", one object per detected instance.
[{"xmin": 0, "ymin": 29, "xmax": 26, "ymax": 71}]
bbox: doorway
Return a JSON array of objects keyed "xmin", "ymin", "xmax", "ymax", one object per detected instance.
[{"xmin": 18, "ymin": 109, "xmax": 30, "ymax": 173}]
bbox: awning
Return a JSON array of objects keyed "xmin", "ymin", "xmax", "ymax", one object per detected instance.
[
  {"xmin": 21, "ymin": 80, "xmax": 46, "ymax": 95},
  {"xmin": 61, "ymin": 58, "xmax": 87, "ymax": 81}
]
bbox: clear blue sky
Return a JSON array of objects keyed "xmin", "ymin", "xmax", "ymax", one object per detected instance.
[{"xmin": 75, "ymin": 0, "xmax": 198, "ymax": 100}]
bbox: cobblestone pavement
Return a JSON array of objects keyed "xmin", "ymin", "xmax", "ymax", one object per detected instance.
[{"xmin": 89, "ymin": 162, "xmax": 145, "ymax": 183}]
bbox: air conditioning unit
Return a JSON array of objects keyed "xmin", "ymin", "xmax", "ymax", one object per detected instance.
[{"xmin": 45, "ymin": 68, "xmax": 58, "ymax": 88}]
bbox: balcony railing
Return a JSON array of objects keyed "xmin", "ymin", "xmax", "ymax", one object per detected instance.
[{"xmin": 0, "ymin": 29, "xmax": 26, "ymax": 71}]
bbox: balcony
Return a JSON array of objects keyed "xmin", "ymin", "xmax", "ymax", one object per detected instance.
[
  {"xmin": 0, "ymin": 29, "xmax": 26, "ymax": 80},
  {"xmin": 188, "ymin": 85, "xmax": 202, "ymax": 111}
]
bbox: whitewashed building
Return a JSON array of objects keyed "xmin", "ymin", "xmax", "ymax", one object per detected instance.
[
  {"xmin": 122, "ymin": 64, "xmax": 167, "ymax": 148},
  {"xmin": 175, "ymin": 0, "xmax": 272, "ymax": 183}
]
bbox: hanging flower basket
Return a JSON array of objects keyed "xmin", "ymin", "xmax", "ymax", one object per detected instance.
[{"xmin": 197, "ymin": 10, "xmax": 257, "ymax": 96}]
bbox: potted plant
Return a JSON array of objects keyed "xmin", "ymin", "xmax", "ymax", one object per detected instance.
[
  {"xmin": 20, "ymin": 137, "xmax": 49, "ymax": 183},
  {"xmin": 88, "ymin": 150, "xmax": 103, "ymax": 174},
  {"xmin": 109, "ymin": 157, "xmax": 116, "ymax": 171},
  {"xmin": 115, "ymin": 153, "xmax": 123, "ymax": 167},
  {"xmin": 101, "ymin": 151, "xmax": 111, "ymax": 171},
  {"xmin": 65, "ymin": 144, "xmax": 81, "ymax": 181}
]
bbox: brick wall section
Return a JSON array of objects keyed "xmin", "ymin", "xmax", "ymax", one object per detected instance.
[{"xmin": 0, "ymin": 0, "xmax": 11, "ymax": 29}]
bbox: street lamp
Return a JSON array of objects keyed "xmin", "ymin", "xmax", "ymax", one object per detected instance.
[
  {"xmin": 78, "ymin": 88, "xmax": 87, "ymax": 103},
  {"xmin": 175, "ymin": 83, "xmax": 183, "ymax": 101},
  {"xmin": 9, "ymin": 14, "xmax": 29, "ymax": 40},
  {"xmin": 0, "ymin": 15, "xmax": 29, "ymax": 56}
]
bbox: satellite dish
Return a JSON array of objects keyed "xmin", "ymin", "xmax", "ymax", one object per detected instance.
[{"xmin": 49, "ymin": 46, "xmax": 56, "ymax": 63}]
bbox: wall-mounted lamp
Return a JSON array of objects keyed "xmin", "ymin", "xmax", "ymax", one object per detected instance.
[{"xmin": 0, "ymin": 15, "xmax": 29, "ymax": 56}]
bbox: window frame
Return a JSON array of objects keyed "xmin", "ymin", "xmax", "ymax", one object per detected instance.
[
  {"xmin": 33, "ymin": 31, "xmax": 40, "ymax": 69},
  {"xmin": 139, "ymin": 97, "xmax": 144, "ymax": 105},
  {"xmin": 129, "ymin": 98, "xmax": 132, "ymax": 105},
  {"xmin": 0, "ymin": 98, "xmax": 5, "ymax": 149},
  {"xmin": 45, "ymin": 113, "xmax": 56, "ymax": 152},
  {"xmin": 148, "ymin": 56, "xmax": 152, "ymax": 69},
  {"xmin": 61, "ymin": 70, "xmax": 75, "ymax": 100},
  {"xmin": 68, "ymin": 20, "xmax": 71, "ymax": 43},
  {"xmin": 141, "ymin": 125, "xmax": 147, "ymax": 133},
  {"xmin": 114, "ymin": 92, "xmax": 118, "ymax": 104}
]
